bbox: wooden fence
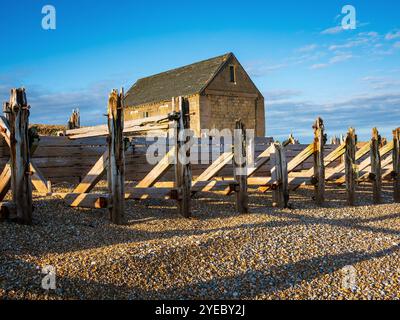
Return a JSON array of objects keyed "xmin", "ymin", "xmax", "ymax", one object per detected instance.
[{"xmin": 0, "ymin": 88, "xmax": 399, "ymax": 225}]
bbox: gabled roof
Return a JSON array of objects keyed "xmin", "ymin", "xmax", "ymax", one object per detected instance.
[{"xmin": 124, "ymin": 53, "xmax": 233, "ymax": 107}]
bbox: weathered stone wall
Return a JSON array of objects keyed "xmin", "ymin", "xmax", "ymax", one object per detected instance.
[
  {"xmin": 124, "ymin": 95, "xmax": 201, "ymax": 135},
  {"xmin": 200, "ymin": 94, "xmax": 265, "ymax": 136}
]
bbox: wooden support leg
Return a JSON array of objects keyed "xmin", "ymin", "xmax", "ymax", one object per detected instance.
[
  {"xmin": 0, "ymin": 163, "xmax": 11, "ymax": 202},
  {"xmin": 107, "ymin": 89, "xmax": 126, "ymax": 225},
  {"xmin": 393, "ymin": 128, "xmax": 400, "ymax": 202},
  {"xmin": 345, "ymin": 128, "xmax": 357, "ymax": 206},
  {"xmin": 174, "ymin": 97, "xmax": 192, "ymax": 218},
  {"xmin": 313, "ymin": 117, "xmax": 325, "ymax": 205},
  {"xmin": 234, "ymin": 120, "xmax": 248, "ymax": 213},
  {"xmin": 271, "ymin": 143, "xmax": 289, "ymax": 208},
  {"xmin": 370, "ymin": 128, "xmax": 382, "ymax": 204},
  {"xmin": 8, "ymin": 88, "xmax": 33, "ymax": 225}
]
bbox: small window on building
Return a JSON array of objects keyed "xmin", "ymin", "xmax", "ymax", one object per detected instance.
[
  {"xmin": 143, "ymin": 111, "xmax": 149, "ymax": 118},
  {"xmin": 229, "ymin": 65, "xmax": 236, "ymax": 83}
]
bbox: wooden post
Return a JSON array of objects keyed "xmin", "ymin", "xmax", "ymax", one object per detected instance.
[
  {"xmin": 8, "ymin": 88, "xmax": 33, "ymax": 224},
  {"xmin": 370, "ymin": 128, "xmax": 382, "ymax": 204},
  {"xmin": 234, "ymin": 120, "xmax": 248, "ymax": 213},
  {"xmin": 393, "ymin": 128, "xmax": 400, "ymax": 202},
  {"xmin": 107, "ymin": 89, "xmax": 125, "ymax": 225},
  {"xmin": 345, "ymin": 128, "xmax": 357, "ymax": 206},
  {"xmin": 271, "ymin": 142, "xmax": 289, "ymax": 208},
  {"xmin": 174, "ymin": 97, "xmax": 192, "ymax": 218},
  {"xmin": 67, "ymin": 109, "xmax": 80, "ymax": 130},
  {"xmin": 313, "ymin": 117, "xmax": 325, "ymax": 205}
]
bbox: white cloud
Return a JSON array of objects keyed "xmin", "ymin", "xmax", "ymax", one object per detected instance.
[
  {"xmin": 264, "ymin": 89, "xmax": 302, "ymax": 101},
  {"xmin": 385, "ymin": 30, "xmax": 400, "ymax": 40},
  {"xmin": 310, "ymin": 63, "xmax": 329, "ymax": 70},
  {"xmin": 321, "ymin": 26, "xmax": 343, "ymax": 35},
  {"xmin": 297, "ymin": 44, "xmax": 318, "ymax": 53},
  {"xmin": 329, "ymin": 54, "xmax": 353, "ymax": 64}
]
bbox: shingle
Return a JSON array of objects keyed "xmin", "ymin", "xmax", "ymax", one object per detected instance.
[{"xmin": 124, "ymin": 53, "xmax": 232, "ymax": 107}]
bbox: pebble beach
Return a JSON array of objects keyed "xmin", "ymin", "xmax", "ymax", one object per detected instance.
[{"xmin": 1, "ymin": 182, "xmax": 399, "ymax": 300}]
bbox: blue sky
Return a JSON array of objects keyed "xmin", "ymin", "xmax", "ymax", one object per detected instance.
[{"xmin": 1, "ymin": 0, "xmax": 399, "ymax": 142}]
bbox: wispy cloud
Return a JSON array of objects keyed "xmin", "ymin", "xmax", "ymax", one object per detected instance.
[
  {"xmin": 267, "ymin": 92, "xmax": 400, "ymax": 141},
  {"xmin": 296, "ymin": 44, "xmax": 318, "ymax": 53},
  {"xmin": 0, "ymin": 80, "xmax": 115, "ymax": 126},
  {"xmin": 264, "ymin": 89, "xmax": 302, "ymax": 102},
  {"xmin": 385, "ymin": 30, "xmax": 400, "ymax": 40},
  {"xmin": 321, "ymin": 26, "xmax": 344, "ymax": 35}
]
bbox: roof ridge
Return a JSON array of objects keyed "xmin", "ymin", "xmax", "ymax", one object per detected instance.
[{"xmin": 135, "ymin": 52, "xmax": 232, "ymax": 83}]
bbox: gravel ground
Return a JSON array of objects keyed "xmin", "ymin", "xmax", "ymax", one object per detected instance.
[{"xmin": 0, "ymin": 182, "xmax": 399, "ymax": 300}]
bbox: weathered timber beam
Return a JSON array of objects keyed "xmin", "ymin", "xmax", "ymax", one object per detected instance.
[
  {"xmin": 370, "ymin": 128, "xmax": 382, "ymax": 204},
  {"xmin": 174, "ymin": 97, "xmax": 192, "ymax": 217},
  {"xmin": 234, "ymin": 120, "xmax": 249, "ymax": 213},
  {"xmin": 393, "ymin": 128, "xmax": 400, "ymax": 202},
  {"xmin": 8, "ymin": 88, "xmax": 33, "ymax": 224},
  {"xmin": 107, "ymin": 89, "xmax": 126, "ymax": 225},
  {"xmin": 345, "ymin": 128, "xmax": 357, "ymax": 206},
  {"xmin": 125, "ymin": 187, "xmax": 180, "ymax": 200},
  {"xmin": 270, "ymin": 142, "xmax": 289, "ymax": 208},
  {"xmin": 313, "ymin": 117, "xmax": 325, "ymax": 205},
  {"xmin": 72, "ymin": 150, "xmax": 108, "ymax": 194}
]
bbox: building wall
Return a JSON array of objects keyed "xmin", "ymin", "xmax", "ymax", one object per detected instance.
[
  {"xmin": 124, "ymin": 55, "xmax": 265, "ymax": 137},
  {"xmin": 124, "ymin": 95, "xmax": 201, "ymax": 136},
  {"xmin": 200, "ymin": 55, "xmax": 265, "ymax": 137},
  {"xmin": 200, "ymin": 94, "xmax": 265, "ymax": 137}
]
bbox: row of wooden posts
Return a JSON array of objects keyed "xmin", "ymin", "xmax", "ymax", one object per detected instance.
[{"xmin": 0, "ymin": 88, "xmax": 400, "ymax": 226}]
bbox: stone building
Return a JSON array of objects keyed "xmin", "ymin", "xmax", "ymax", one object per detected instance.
[{"xmin": 124, "ymin": 53, "xmax": 265, "ymax": 137}]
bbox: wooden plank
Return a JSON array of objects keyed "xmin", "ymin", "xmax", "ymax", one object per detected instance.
[
  {"xmin": 125, "ymin": 187, "xmax": 180, "ymax": 200},
  {"xmin": 193, "ymin": 152, "xmax": 233, "ymax": 184},
  {"xmin": 287, "ymin": 142, "xmax": 315, "ymax": 172},
  {"xmin": 8, "ymin": 88, "xmax": 33, "ymax": 224},
  {"xmin": 72, "ymin": 150, "xmax": 108, "ymax": 194},
  {"xmin": 335, "ymin": 141, "xmax": 394, "ymax": 184},
  {"xmin": 326, "ymin": 142, "xmax": 371, "ymax": 181},
  {"xmin": 136, "ymin": 147, "xmax": 175, "ymax": 188},
  {"xmin": 359, "ymin": 155, "xmax": 392, "ymax": 181},
  {"xmin": 66, "ymin": 114, "xmax": 170, "ymax": 138},
  {"xmin": 289, "ymin": 142, "xmax": 346, "ymax": 191},
  {"xmin": 59, "ymin": 193, "xmax": 109, "ymax": 208},
  {"xmin": 271, "ymin": 143, "xmax": 289, "ymax": 208},
  {"xmin": 247, "ymin": 144, "xmax": 274, "ymax": 177},
  {"xmin": 313, "ymin": 118, "xmax": 325, "ymax": 205},
  {"xmin": 0, "ymin": 163, "xmax": 11, "ymax": 201},
  {"xmin": 345, "ymin": 128, "xmax": 357, "ymax": 206},
  {"xmin": 107, "ymin": 89, "xmax": 126, "ymax": 225},
  {"xmin": 394, "ymin": 128, "xmax": 400, "ymax": 202},
  {"xmin": 370, "ymin": 128, "xmax": 382, "ymax": 204}
]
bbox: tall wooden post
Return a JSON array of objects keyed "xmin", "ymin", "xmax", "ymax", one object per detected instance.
[
  {"xmin": 107, "ymin": 89, "xmax": 125, "ymax": 225},
  {"xmin": 271, "ymin": 142, "xmax": 289, "ymax": 208},
  {"xmin": 313, "ymin": 117, "xmax": 325, "ymax": 205},
  {"xmin": 174, "ymin": 97, "xmax": 192, "ymax": 218},
  {"xmin": 393, "ymin": 128, "xmax": 400, "ymax": 202},
  {"xmin": 370, "ymin": 128, "xmax": 382, "ymax": 204},
  {"xmin": 67, "ymin": 109, "xmax": 80, "ymax": 130},
  {"xmin": 345, "ymin": 128, "xmax": 357, "ymax": 206},
  {"xmin": 8, "ymin": 88, "xmax": 32, "ymax": 225},
  {"xmin": 234, "ymin": 120, "xmax": 248, "ymax": 213}
]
